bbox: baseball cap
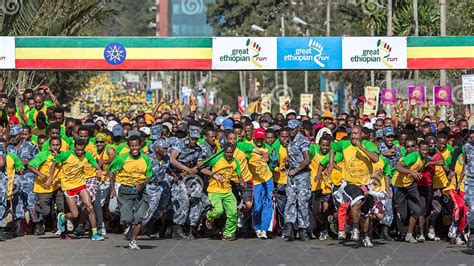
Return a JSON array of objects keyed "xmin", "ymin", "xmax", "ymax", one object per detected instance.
[
  {"xmin": 177, "ymin": 122, "xmax": 188, "ymax": 133},
  {"xmin": 375, "ymin": 129, "xmax": 383, "ymax": 139},
  {"xmin": 162, "ymin": 122, "xmax": 172, "ymax": 131},
  {"xmin": 322, "ymin": 111, "xmax": 334, "ymax": 119},
  {"xmin": 189, "ymin": 125, "xmax": 201, "ymax": 138},
  {"xmin": 215, "ymin": 116, "xmax": 225, "ymax": 126},
  {"xmin": 153, "ymin": 139, "xmax": 170, "ymax": 149},
  {"xmin": 112, "ymin": 124, "xmax": 123, "ymax": 137},
  {"xmin": 107, "ymin": 120, "xmax": 118, "ymax": 132},
  {"xmin": 253, "ymin": 128, "xmax": 266, "ymax": 139},
  {"xmin": 9, "ymin": 125, "xmax": 23, "ymax": 136},
  {"xmin": 127, "ymin": 130, "xmax": 140, "ymax": 139},
  {"xmin": 252, "ymin": 121, "xmax": 260, "ymax": 129},
  {"xmin": 222, "ymin": 119, "xmax": 233, "ymax": 131},
  {"xmin": 139, "ymin": 127, "xmax": 151, "ymax": 136},
  {"xmin": 94, "ymin": 117, "xmax": 106, "ymax": 124},
  {"xmin": 288, "ymin": 119, "xmax": 300, "ymax": 129},
  {"xmin": 383, "ymin": 126, "xmax": 395, "ymax": 137},
  {"xmin": 285, "ymin": 109, "xmax": 297, "ymax": 117},
  {"xmin": 151, "ymin": 124, "xmax": 163, "ymax": 140}
]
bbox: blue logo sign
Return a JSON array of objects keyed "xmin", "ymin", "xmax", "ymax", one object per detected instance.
[
  {"xmin": 104, "ymin": 43, "xmax": 127, "ymax": 65},
  {"xmin": 277, "ymin": 37, "xmax": 342, "ymax": 69}
]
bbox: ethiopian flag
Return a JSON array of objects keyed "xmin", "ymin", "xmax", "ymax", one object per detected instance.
[
  {"xmin": 407, "ymin": 36, "xmax": 474, "ymax": 69},
  {"xmin": 15, "ymin": 37, "xmax": 212, "ymax": 70}
]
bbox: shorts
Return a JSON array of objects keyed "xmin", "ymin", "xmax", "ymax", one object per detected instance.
[
  {"xmin": 85, "ymin": 177, "xmax": 98, "ymax": 202},
  {"xmin": 239, "ymin": 181, "xmax": 253, "ymax": 203},
  {"xmin": 117, "ymin": 185, "xmax": 149, "ymax": 225},
  {"xmin": 64, "ymin": 185, "xmax": 87, "ymax": 197},
  {"xmin": 343, "ymin": 183, "xmax": 374, "ymax": 216}
]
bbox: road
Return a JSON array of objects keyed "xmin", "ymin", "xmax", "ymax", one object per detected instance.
[{"xmin": 0, "ymin": 233, "xmax": 473, "ymax": 265}]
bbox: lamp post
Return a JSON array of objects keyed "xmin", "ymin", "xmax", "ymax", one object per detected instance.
[{"xmin": 292, "ymin": 16, "xmax": 310, "ymax": 93}]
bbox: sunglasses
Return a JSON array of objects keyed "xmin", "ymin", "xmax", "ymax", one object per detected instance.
[
  {"xmin": 96, "ymin": 140, "xmax": 105, "ymax": 144},
  {"xmin": 429, "ymin": 144, "xmax": 437, "ymax": 148},
  {"xmin": 406, "ymin": 145, "xmax": 416, "ymax": 149}
]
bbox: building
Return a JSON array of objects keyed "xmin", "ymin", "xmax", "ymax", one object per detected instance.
[{"xmin": 157, "ymin": 0, "xmax": 214, "ymax": 37}]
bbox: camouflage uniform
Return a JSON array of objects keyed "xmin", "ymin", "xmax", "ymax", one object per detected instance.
[
  {"xmin": 0, "ymin": 144, "xmax": 7, "ymax": 228},
  {"xmin": 284, "ymin": 131, "xmax": 311, "ymax": 229},
  {"xmin": 8, "ymin": 141, "xmax": 39, "ymax": 221},
  {"xmin": 170, "ymin": 137, "xmax": 210, "ymax": 226},
  {"xmin": 464, "ymin": 142, "xmax": 474, "ymax": 230}
]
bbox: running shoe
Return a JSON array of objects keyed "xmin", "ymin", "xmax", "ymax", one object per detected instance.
[
  {"xmin": 92, "ymin": 233, "xmax": 104, "ymax": 241},
  {"xmin": 362, "ymin": 237, "xmax": 373, "ymax": 248},
  {"xmin": 319, "ymin": 231, "xmax": 329, "ymax": 241},
  {"xmin": 57, "ymin": 213, "xmax": 66, "ymax": 233},
  {"xmin": 66, "ymin": 220, "xmax": 74, "ymax": 231},
  {"xmin": 428, "ymin": 227, "xmax": 438, "ymax": 240},
  {"xmin": 417, "ymin": 235, "xmax": 425, "ymax": 243},
  {"xmin": 222, "ymin": 235, "xmax": 237, "ymax": 241},
  {"xmin": 351, "ymin": 229, "xmax": 360, "ymax": 242},
  {"xmin": 456, "ymin": 235, "xmax": 465, "ymax": 246},
  {"xmin": 405, "ymin": 234, "xmax": 418, "ymax": 244},
  {"xmin": 448, "ymin": 225, "xmax": 457, "ymax": 239},
  {"xmin": 129, "ymin": 240, "xmax": 140, "ymax": 250},
  {"xmin": 337, "ymin": 231, "xmax": 346, "ymax": 240},
  {"xmin": 255, "ymin": 230, "xmax": 262, "ymax": 239},
  {"xmin": 260, "ymin": 231, "xmax": 268, "ymax": 239}
]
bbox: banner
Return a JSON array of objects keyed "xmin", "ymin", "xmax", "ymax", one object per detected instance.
[
  {"xmin": 433, "ymin": 86, "xmax": 452, "ymax": 105},
  {"xmin": 463, "ymin": 75, "xmax": 474, "ymax": 105},
  {"xmin": 212, "ymin": 37, "xmax": 277, "ymax": 69},
  {"xmin": 0, "ymin": 37, "xmax": 15, "ymax": 69},
  {"xmin": 320, "ymin": 92, "xmax": 334, "ymax": 113},
  {"xmin": 279, "ymin": 96, "xmax": 291, "ymax": 114},
  {"xmin": 380, "ymin": 88, "xmax": 397, "ymax": 105},
  {"xmin": 277, "ymin": 37, "xmax": 342, "ymax": 69},
  {"xmin": 363, "ymin": 86, "xmax": 380, "ymax": 116},
  {"xmin": 299, "ymin": 94, "xmax": 313, "ymax": 117},
  {"xmin": 260, "ymin": 93, "xmax": 271, "ymax": 113},
  {"xmin": 408, "ymin": 85, "xmax": 426, "ymax": 104},
  {"xmin": 342, "ymin": 37, "xmax": 407, "ymax": 69},
  {"xmin": 238, "ymin": 96, "xmax": 248, "ymax": 114}
]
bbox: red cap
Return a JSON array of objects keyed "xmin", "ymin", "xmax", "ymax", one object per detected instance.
[
  {"xmin": 9, "ymin": 116, "xmax": 19, "ymax": 124},
  {"xmin": 313, "ymin": 123, "xmax": 324, "ymax": 133},
  {"xmin": 253, "ymin": 128, "xmax": 266, "ymax": 139},
  {"xmin": 363, "ymin": 115, "xmax": 370, "ymax": 121}
]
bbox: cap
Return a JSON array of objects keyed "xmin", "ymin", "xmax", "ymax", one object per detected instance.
[
  {"xmin": 162, "ymin": 122, "xmax": 172, "ymax": 131},
  {"xmin": 223, "ymin": 119, "xmax": 233, "ymax": 131},
  {"xmin": 285, "ymin": 109, "xmax": 297, "ymax": 117},
  {"xmin": 94, "ymin": 117, "xmax": 106, "ymax": 124},
  {"xmin": 310, "ymin": 118, "xmax": 320, "ymax": 125},
  {"xmin": 383, "ymin": 126, "xmax": 395, "ymax": 137},
  {"xmin": 252, "ymin": 121, "xmax": 260, "ymax": 129},
  {"xmin": 189, "ymin": 125, "xmax": 201, "ymax": 138},
  {"xmin": 375, "ymin": 129, "xmax": 383, "ymax": 139},
  {"xmin": 144, "ymin": 113, "xmax": 155, "ymax": 125},
  {"xmin": 288, "ymin": 119, "xmax": 300, "ymax": 129},
  {"xmin": 363, "ymin": 122, "xmax": 374, "ymax": 130},
  {"xmin": 121, "ymin": 117, "xmax": 130, "ymax": 124},
  {"xmin": 322, "ymin": 112, "xmax": 334, "ymax": 119},
  {"xmin": 9, "ymin": 116, "xmax": 19, "ymax": 125},
  {"xmin": 151, "ymin": 124, "xmax": 163, "ymax": 140},
  {"xmin": 177, "ymin": 122, "xmax": 188, "ymax": 132},
  {"xmin": 112, "ymin": 124, "xmax": 123, "ymax": 137},
  {"xmin": 215, "ymin": 116, "xmax": 225, "ymax": 126},
  {"xmin": 139, "ymin": 127, "xmax": 151, "ymax": 136},
  {"xmin": 107, "ymin": 120, "xmax": 118, "ymax": 132},
  {"xmin": 9, "ymin": 125, "xmax": 23, "ymax": 136},
  {"xmin": 470, "ymin": 125, "xmax": 474, "ymax": 133},
  {"xmin": 153, "ymin": 139, "xmax": 170, "ymax": 149},
  {"xmin": 268, "ymin": 124, "xmax": 281, "ymax": 131},
  {"xmin": 127, "ymin": 130, "xmax": 140, "ymax": 139},
  {"xmin": 253, "ymin": 128, "xmax": 266, "ymax": 139}
]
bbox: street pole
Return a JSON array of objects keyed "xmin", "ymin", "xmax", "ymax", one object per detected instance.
[
  {"xmin": 281, "ymin": 15, "xmax": 288, "ymax": 96},
  {"xmin": 386, "ymin": 0, "xmax": 393, "ymax": 117},
  {"xmin": 304, "ymin": 28, "xmax": 309, "ymax": 93},
  {"xmin": 413, "ymin": 0, "xmax": 419, "ymax": 84},
  {"xmin": 440, "ymin": 0, "xmax": 447, "ymax": 120},
  {"xmin": 370, "ymin": 24, "xmax": 375, "ymax": 87}
]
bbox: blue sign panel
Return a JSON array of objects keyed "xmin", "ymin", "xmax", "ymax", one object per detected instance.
[{"xmin": 277, "ymin": 37, "xmax": 342, "ymax": 70}]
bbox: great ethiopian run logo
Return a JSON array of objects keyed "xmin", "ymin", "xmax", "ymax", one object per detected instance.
[
  {"xmin": 282, "ymin": 39, "xmax": 329, "ymax": 67},
  {"xmin": 349, "ymin": 39, "xmax": 398, "ymax": 68},
  {"xmin": 218, "ymin": 39, "xmax": 267, "ymax": 68}
]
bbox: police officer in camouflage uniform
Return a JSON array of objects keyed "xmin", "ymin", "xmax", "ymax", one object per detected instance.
[
  {"xmin": 169, "ymin": 125, "xmax": 210, "ymax": 240},
  {"xmin": 8, "ymin": 125, "xmax": 39, "ymax": 236},
  {"xmin": 0, "ymin": 141, "xmax": 8, "ymax": 241},
  {"xmin": 200, "ymin": 127, "xmax": 217, "ymax": 161},
  {"xmin": 142, "ymin": 139, "xmax": 172, "ymax": 234},
  {"xmin": 464, "ymin": 127, "xmax": 474, "ymax": 249},
  {"xmin": 283, "ymin": 120, "xmax": 312, "ymax": 241}
]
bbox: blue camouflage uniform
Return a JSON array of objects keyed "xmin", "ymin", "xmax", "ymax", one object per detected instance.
[
  {"xmin": 464, "ymin": 141, "xmax": 474, "ymax": 232},
  {"xmin": 0, "ymin": 144, "xmax": 7, "ymax": 228},
  {"xmin": 285, "ymin": 121, "xmax": 312, "ymax": 230},
  {"xmin": 8, "ymin": 136, "xmax": 39, "ymax": 222}
]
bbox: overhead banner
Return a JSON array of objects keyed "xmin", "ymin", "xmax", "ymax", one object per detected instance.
[
  {"xmin": 380, "ymin": 88, "xmax": 397, "ymax": 105},
  {"xmin": 408, "ymin": 85, "xmax": 426, "ymax": 104},
  {"xmin": 342, "ymin": 37, "xmax": 407, "ymax": 69},
  {"xmin": 212, "ymin": 37, "xmax": 277, "ymax": 69},
  {"xmin": 299, "ymin": 94, "xmax": 313, "ymax": 117},
  {"xmin": 462, "ymin": 75, "xmax": 474, "ymax": 105},
  {"xmin": 363, "ymin": 86, "xmax": 380, "ymax": 116},
  {"xmin": 407, "ymin": 36, "xmax": 474, "ymax": 69},
  {"xmin": 15, "ymin": 37, "xmax": 212, "ymax": 70},
  {"xmin": 433, "ymin": 86, "xmax": 452, "ymax": 105},
  {"xmin": 0, "ymin": 37, "xmax": 15, "ymax": 69},
  {"xmin": 260, "ymin": 93, "xmax": 271, "ymax": 113},
  {"xmin": 277, "ymin": 37, "xmax": 342, "ymax": 69}
]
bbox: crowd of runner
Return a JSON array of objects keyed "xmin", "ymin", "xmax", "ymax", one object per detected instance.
[{"xmin": 0, "ymin": 86, "xmax": 474, "ymax": 251}]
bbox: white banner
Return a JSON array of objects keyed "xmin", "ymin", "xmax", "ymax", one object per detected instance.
[
  {"xmin": 0, "ymin": 37, "xmax": 15, "ymax": 69},
  {"xmin": 212, "ymin": 37, "xmax": 277, "ymax": 69},
  {"xmin": 299, "ymin": 94, "xmax": 313, "ymax": 117},
  {"xmin": 463, "ymin": 75, "xmax": 474, "ymax": 105},
  {"xmin": 342, "ymin": 37, "xmax": 407, "ymax": 69}
]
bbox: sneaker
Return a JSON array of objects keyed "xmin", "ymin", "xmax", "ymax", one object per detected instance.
[
  {"xmin": 92, "ymin": 233, "xmax": 104, "ymax": 241},
  {"xmin": 417, "ymin": 235, "xmax": 425, "ymax": 243},
  {"xmin": 456, "ymin": 236, "xmax": 465, "ymax": 246},
  {"xmin": 65, "ymin": 220, "xmax": 73, "ymax": 232},
  {"xmin": 319, "ymin": 231, "xmax": 329, "ymax": 241},
  {"xmin": 128, "ymin": 240, "xmax": 140, "ymax": 250},
  {"xmin": 448, "ymin": 225, "xmax": 457, "ymax": 239},
  {"xmin": 428, "ymin": 227, "xmax": 436, "ymax": 240},
  {"xmin": 74, "ymin": 225, "xmax": 85, "ymax": 236},
  {"xmin": 351, "ymin": 229, "xmax": 360, "ymax": 242},
  {"xmin": 338, "ymin": 231, "xmax": 346, "ymax": 240},
  {"xmin": 98, "ymin": 228, "xmax": 106, "ymax": 236},
  {"xmin": 222, "ymin": 235, "xmax": 237, "ymax": 241},
  {"xmin": 54, "ymin": 229, "xmax": 61, "ymax": 236},
  {"xmin": 362, "ymin": 237, "xmax": 373, "ymax": 248},
  {"xmin": 260, "ymin": 231, "xmax": 268, "ymax": 239},
  {"xmin": 300, "ymin": 229, "xmax": 309, "ymax": 242},
  {"xmin": 255, "ymin": 230, "xmax": 262, "ymax": 239},
  {"xmin": 405, "ymin": 234, "xmax": 418, "ymax": 244},
  {"xmin": 57, "ymin": 213, "xmax": 66, "ymax": 233}
]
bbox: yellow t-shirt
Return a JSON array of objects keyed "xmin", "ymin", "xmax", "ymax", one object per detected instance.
[
  {"xmin": 432, "ymin": 150, "xmax": 451, "ymax": 189},
  {"xmin": 96, "ymin": 145, "xmax": 114, "ymax": 182},
  {"xmin": 392, "ymin": 151, "xmax": 425, "ymax": 188},
  {"xmin": 55, "ymin": 151, "xmax": 97, "ymax": 191},
  {"xmin": 273, "ymin": 145, "xmax": 288, "ymax": 185},
  {"xmin": 247, "ymin": 143, "xmax": 273, "ymax": 185},
  {"xmin": 233, "ymin": 146, "xmax": 252, "ymax": 183},
  {"xmin": 443, "ymin": 155, "xmax": 465, "ymax": 194},
  {"xmin": 208, "ymin": 157, "xmax": 241, "ymax": 193},
  {"xmin": 330, "ymin": 153, "xmax": 344, "ymax": 187},
  {"xmin": 29, "ymin": 151, "xmax": 61, "ymax": 193},
  {"xmin": 6, "ymin": 153, "xmax": 25, "ymax": 199},
  {"xmin": 108, "ymin": 153, "xmax": 152, "ymax": 187},
  {"xmin": 371, "ymin": 156, "xmax": 391, "ymax": 192},
  {"xmin": 309, "ymin": 150, "xmax": 331, "ymax": 193}
]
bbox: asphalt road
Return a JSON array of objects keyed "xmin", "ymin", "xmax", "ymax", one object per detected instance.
[{"xmin": 1, "ymin": 233, "xmax": 473, "ymax": 265}]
